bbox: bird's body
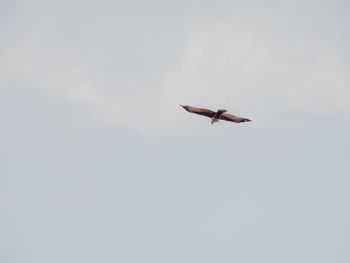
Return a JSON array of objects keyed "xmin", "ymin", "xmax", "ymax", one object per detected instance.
[
  {"xmin": 180, "ymin": 105, "xmax": 251, "ymax": 124},
  {"xmin": 211, "ymin": 109, "xmax": 227, "ymax": 124}
]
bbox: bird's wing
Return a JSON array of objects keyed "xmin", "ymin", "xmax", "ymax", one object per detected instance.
[
  {"xmin": 220, "ymin": 113, "xmax": 251, "ymax": 123},
  {"xmin": 181, "ymin": 105, "xmax": 216, "ymax": 118}
]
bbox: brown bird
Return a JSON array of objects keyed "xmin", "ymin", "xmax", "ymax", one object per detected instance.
[{"xmin": 180, "ymin": 105, "xmax": 251, "ymax": 124}]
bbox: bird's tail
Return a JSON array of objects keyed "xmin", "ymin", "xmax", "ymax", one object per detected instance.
[{"xmin": 211, "ymin": 117, "xmax": 219, "ymax": 124}]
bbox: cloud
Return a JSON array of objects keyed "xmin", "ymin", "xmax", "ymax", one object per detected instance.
[{"xmin": 1, "ymin": 0, "xmax": 349, "ymax": 136}]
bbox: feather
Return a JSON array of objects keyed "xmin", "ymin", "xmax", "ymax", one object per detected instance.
[
  {"xmin": 220, "ymin": 113, "xmax": 251, "ymax": 123},
  {"xmin": 180, "ymin": 105, "xmax": 216, "ymax": 118}
]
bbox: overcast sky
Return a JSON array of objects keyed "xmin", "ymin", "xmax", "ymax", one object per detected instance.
[{"xmin": 1, "ymin": 0, "xmax": 350, "ymax": 262}]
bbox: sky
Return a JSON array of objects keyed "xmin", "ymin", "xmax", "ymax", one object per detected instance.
[{"xmin": 1, "ymin": 0, "xmax": 350, "ymax": 262}]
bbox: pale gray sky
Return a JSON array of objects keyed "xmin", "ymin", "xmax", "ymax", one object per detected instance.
[{"xmin": 1, "ymin": 0, "xmax": 350, "ymax": 262}]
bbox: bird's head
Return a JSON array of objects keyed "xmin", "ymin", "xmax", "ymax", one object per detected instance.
[
  {"xmin": 243, "ymin": 118, "xmax": 251, "ymax": 122},
  {"xmin": 217, "ymin": 109, "xmax": 227, "ymax": 114}
]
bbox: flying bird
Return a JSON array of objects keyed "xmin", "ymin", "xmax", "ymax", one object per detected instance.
[{"xmin": 180, "ymin": 105, "xmax": 251, "ymax": 124}]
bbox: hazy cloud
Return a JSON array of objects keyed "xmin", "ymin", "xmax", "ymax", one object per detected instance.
[{"xmin": 1, "ymin": 0, "xmax": 349, "ymax": 135}]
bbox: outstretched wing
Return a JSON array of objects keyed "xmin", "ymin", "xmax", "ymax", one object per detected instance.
[
  {"xmin": 180, "ymin": 105, "xmax": 216, "ymax": 118},
  {"xmin": 220, "ymin": 113, "xmax": 251, "ymax": 123}
]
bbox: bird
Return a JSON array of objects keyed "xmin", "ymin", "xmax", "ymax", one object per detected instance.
[{"xmin": 180, "ymin": 105, "xmax": 251, "ymax": 124}]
